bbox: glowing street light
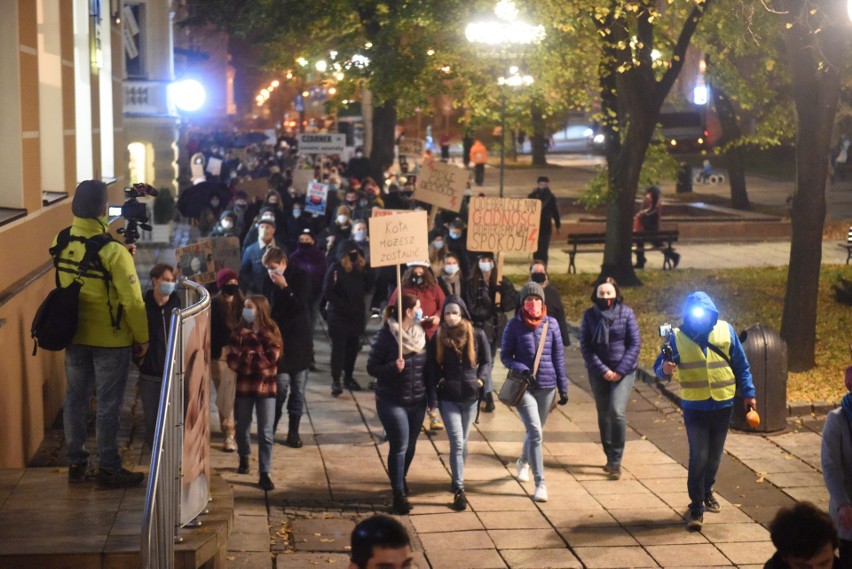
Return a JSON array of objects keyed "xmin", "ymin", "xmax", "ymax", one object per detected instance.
[
  {"xmin": 171, "ymin": 79, "xmax": 206, "ymax": 112},
  {"xmin": 271, "ymin": 80, "xmax": 280, "ymax": 88},
  {"xmin": 464, "ymin": 0, "xmax": 545, "ymax": 46},
  {"xmin": 315, "ymin": 60, "xmax": 328, "ymax": 73}
]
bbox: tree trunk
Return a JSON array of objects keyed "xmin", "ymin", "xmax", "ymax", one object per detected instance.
[
  {"xmin": 712, "ymin": 86, "xmax": 750, "ymax": 209},
  {"xmin": 778, "ymin": 2, "xmax": 846, "ymax": 371},
  {"xmin": 531, "ymin": 104, "xmax": 547, "ymax": 166},
  {"xmin": 369, "ymin": 100, "xmax": 397, "ymax": 183}
]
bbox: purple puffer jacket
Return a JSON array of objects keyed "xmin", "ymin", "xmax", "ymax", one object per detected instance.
[
  {"xmin": 501, "ymin": 315, "xmax": 568, "ymax": 394},
  {"xmin": 579, "ymin": 303, "xmax": 641, "ymax": 377}
]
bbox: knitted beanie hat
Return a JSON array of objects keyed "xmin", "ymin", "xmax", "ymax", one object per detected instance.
[{"xmin": 519, "ymin": 281, "xmax": 545, "ymax": 301}]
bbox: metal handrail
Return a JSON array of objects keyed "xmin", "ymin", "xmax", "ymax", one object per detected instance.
[{"xmin": 141, "ymin": 279, "xmax": 210, "ymax": 569}]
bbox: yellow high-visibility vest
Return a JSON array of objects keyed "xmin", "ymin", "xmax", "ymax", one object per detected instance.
[{"xmin": 673, "ymin": 321, "xmax": 736, "ymax": 402}]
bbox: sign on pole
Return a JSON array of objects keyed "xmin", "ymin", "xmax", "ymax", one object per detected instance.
[
  {"xmin": 466, "ymin": 197, "xmax": 542, "ymax": 253},
  {"xmin": 368, "ymin": 210, "xmax": 429, "ymax": 268},
  {"xmin": 305, "ymin": 181, "xmax": 329, "ymax": 215},
  {"xmin": 413, "ymin": 158, "xmax": 467, "ymax": 213},
  {"xmin": 297, "ymin": 133, "xmax": 347, "ymax": 154},
  {"xmin": 398, "ymin": 138, "xmax": 425, "ymax": 157}
]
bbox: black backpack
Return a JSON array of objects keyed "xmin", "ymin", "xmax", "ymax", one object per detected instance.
[{"xmin": 31, "ymin": 228, "xmax": 114, "ymax": 355}]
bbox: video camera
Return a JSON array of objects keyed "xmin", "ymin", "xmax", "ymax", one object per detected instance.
[
  {"xmin": 659, "ymin": 323, "xmax": 676, "ymax": 363},
  {"xmin": 117, "ymin": 183, "xmax": 158, "ymax": 244}
]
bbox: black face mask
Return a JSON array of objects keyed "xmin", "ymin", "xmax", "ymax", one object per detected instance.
[
  {"xmin": 298, "ymin": 242, "xmax": 312, "ymax": 250},
  {"xmin": 530, "ymin": 272, "xmax": 547, "ymax": 284},
  {"xmin": 411, "ymin": 275, "xmax": 424, "ymax": 286},
  {"xmin": 595, "ymin": 297, "xmax": 615, "ymax": 310},
  {"xmin": 348, "ymin": 252, "xmax": 360, "ymax": 262},
  {"xmin": 222, "ymin": 284, "xmax": 240, "ymax": 296}
]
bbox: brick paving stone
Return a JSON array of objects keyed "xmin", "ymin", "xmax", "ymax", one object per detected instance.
[
  {"xmin": 762, "ymin": 471, "xmax": 825, "ymax": 488},
  {"xmin": 425, "ymin": 547, "xmax": 508, "ymax": 568},
  {"xmin": 625, "ymin": 524, "xmax": 710, "ymax": 546},
  {"xmin": 595, "ymin": 492, "xmax": 670, "ymax": 510},
  {"xmin": 291, "ymin": 519, "xmax": 355, "ymax": 552},
  {"xmin": 572, "ymin": 545, "xmax": 658, "ymax": 568},
  {"xmin": 418, "ymin": 530, "xmax": 495, "ymax": 550},
  {"xmin": 275, "ymin": 552, "xmax": 351, "ymax": 567},
  {"xmin": 581, "ymin": 479, "xmax": 649, "ymax": 495},
  {"xmin": 227, "ymin": 531, "xmax": 273, "ymax": 553},
  {"xmin": 645, "ymin": 544, "xmax": 733, "ymax": 567},
  {"xmin": 624, "ymin": 462, "xmax": 689, "ymax": 479},
  {"xmin": 557, "ymin": 524, "xmax": 640, "ymax": 547},
  {"xmin": 465, "ymin": 493, "xmax": 540, "ymax": 512},
  {"xmin": 499, "ymin": 548, "xmax": 583, "ymax": 569},
  {"xmin": 696, "ymin": 506, "xmax": 753, "ymax": 525},
  {"xmin": 715, "ymin": 541, "xmax": 777, "ymax": 566},
  {"xmin": 699, "ymin": 522, "xmax": 771, "ymax": 543},
  {"xmin": 227, "ymin": 551, "xmax": 275, "ymax": 568},
  {"xmin": 544, "ymin": 508, "xmax": 615, "ymax": 528},
  {"xmin": 488, "ymin": 528, "xmax": 565, "ymax": 549},
  {"xmin": 410, "ymin": 512, "xmax": 484, "ymax": 533},
  {"xmin": 608, "ymin": 507, "xmax": 684, "ymax": 526}
]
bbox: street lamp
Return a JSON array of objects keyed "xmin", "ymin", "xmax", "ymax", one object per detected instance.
[{"xmin": 466, "ymin": 0, "xmax": 544, "ymax": 197}]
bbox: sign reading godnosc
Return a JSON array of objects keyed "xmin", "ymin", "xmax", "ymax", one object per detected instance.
[
  {"xmin": 369, "ymin": 210, "xmax": 429, "ymax": 268},
  {"xmin": 297, "ymin": 133, "xmax": 347, "ymax": 154},
  {"xmin": 466, "ymin": 197, "xmax": 541, "ymax": 253}
]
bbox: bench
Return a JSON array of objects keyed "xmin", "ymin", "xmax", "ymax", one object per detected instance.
[
  {"xmin": 563, "ymin": 226, "xmax": 680, "ymax": 274},
  {"xmin": 842, "ymin": 226, "xmax": 852, "ymax": 265}
]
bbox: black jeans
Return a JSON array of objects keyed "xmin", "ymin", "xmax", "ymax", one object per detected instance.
[
  {"xmin": 376, "ymin": 396, "xmax": 427, "ymax": 493},
  {"xmin": 330, "ymin": 330, "xmax": 361, "ymax": 381},
  {"xmin": 683, "ymin": 405, "xmax": 734, "ymax": 515},
  {"xmin": 474, "ymin": 164, "xmax": 485, "ymax": 186}
]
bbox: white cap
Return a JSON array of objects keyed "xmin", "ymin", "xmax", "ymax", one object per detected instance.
[{"xmin": 406, "ymin": 260, "xmax": 430, "ymax": 268}]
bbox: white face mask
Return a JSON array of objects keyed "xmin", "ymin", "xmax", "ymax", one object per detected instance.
[
  {"xmin": 479, "ymin": 261, "xmax": 494, "ymax": 273},
  {"xmin": 221, "ymin": 219, "xmax": 233, "ymax": 229},
  {"xmin": 444, "ymin": 312, "xmax": 462, "ymax": 326},
  {"xmin": 353, "ymin": 229, "xmax": 366, "ymax": 241},
  {"xmin": 444, "ymin": 264, "xmax": 459, "ymax": 275},
  {"xmin": 337, "ymin": 214, "xmax": 348, "ymax": 225}
]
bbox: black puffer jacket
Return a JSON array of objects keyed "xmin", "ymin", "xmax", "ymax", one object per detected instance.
[
  {"xmin": 367, "ymin": 323, "xmax": 430, "ymax": 407},
  {"xmin": 321, "ymin": 241, "xmax": 374, "ymax": 336},
  {"xmin": 429, "ymin": 296, "xmax": 492, "ymax": 404}
]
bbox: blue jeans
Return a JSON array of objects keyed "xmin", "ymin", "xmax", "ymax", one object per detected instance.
[
  {"xmin": 438, "ymin": 399, "xmax": 478, "ymax": 491},
  {"xmin": 588, "ymin": 371, "xmax": 636, "ymax": 468},
  {"xmin": 234, "ymin": 396, "xmax": 275, "ymax": 474},
  {"xmin": 516, "ymin": 387, "xmax": 557, "ymax": 486},
  {"xmin": 274, "ymin": 369, "xmax": 309, "ymax": 432},
  {"xmin": 683, "ymin": 405, "xmax": 733, "ymax": 514},
  {"xmin": 376, "ymin": 396, "xmax": 427, "ymax": 493},
  {"xmin": 64, "ymin": 344, "xmax": 132, "ymax": 471}
]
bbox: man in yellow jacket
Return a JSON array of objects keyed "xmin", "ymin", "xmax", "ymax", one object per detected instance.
[
  {"xmin": 654, "ymin": 291, "xmax": 756, "ymax": 532},
  {"xmin": 55, "ymin": 180, "xmax": 149, "ymax": 489}
]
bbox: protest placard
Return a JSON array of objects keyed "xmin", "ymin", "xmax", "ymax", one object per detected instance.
[
  {"xmin": 305, "ymin": 181, "xmax": 329, "ymax": 215},
  {"xmin": 190, "ymin": 153, "xmax": 205, "ymax": 180},
  {"xmin": 291, "ymin": 168, "xmax": 315, "ymax": 195},
  {"xmin": 466, "ymin": 197, "xmax": 541, "ymax": 253},
  {"xmin": 210, "ymin": 236, "xmax": 241, "ymax": 273},
  {"xmin": 371, "ymin": 208, "xmax": 409, "ymax": 218},
  {"xmin": 368, "ymin": 210, "xmax": 429, "ymax": 268},
  {"xmin": 298, "ymin": 133, "xmax": 347, "ymax": 154},
  {"xmin": 236, "ymin": 178, "xmax": 269, "ymax": 201},
  {"xmin": 175, "ymin": 240, "xmax": 216, "ymax": 284},
  {"xmin": 413, "ymin": 158, "xmax": 467, "ymax": 212},
  {"xmin": 398, "ymin": 138, "xmax": 425, "ymax": 157},
  {"xmin": 205, "ymin": 157, "xmax": 222, "ymax": 176}
]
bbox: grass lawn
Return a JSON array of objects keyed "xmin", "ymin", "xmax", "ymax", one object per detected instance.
[{"xmin": 521, "ymin": 266, "xmax": 851, "ymax": 403}]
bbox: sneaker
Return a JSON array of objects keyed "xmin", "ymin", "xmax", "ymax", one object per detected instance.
[
  {"xmin": 602, "ymin": 462, "xmax": 613, "ymax": 474},
  {"xmin": 331, "ymin": 380, "xmax": 343, "ymax": 397},
  {"xmin": 68, "ymin": 463, "xmax": 88, "ymax": 484},
  {"xmin": 392, "ymin": 491, "xmax": 412, "ymax": 515},
  {"xmin": 238, "ymin": 456, "xmax": 250, "ymax": 474},
  {"xmin": 704, "ymin": 493, "xmax": 721, "ymax": 513},
  {"xmin": 258, "ymin": 473, "xmax": 275, "ymax": 491},
  {"xmin": 515, "ymin": 458, "xmax": 530, "ymax": 483},
  {"xmin": 222, "ymin": 437, "xmax": 237, "ymax": 453},
  {"xmin": 686, "ymin": 511, "xmax": 704, "ymax": 531},
  {"xmin": 95, "ymin": 467, "xmax": 144, "ymax": 490},
  {"xmin": 452, "ymin": 489, "xmax": 468, "ymax": 511},
  {"xmin": 533, "ymin": 484, "xmax": 548, "ymax": 502},
  {"xmin": 608, "ymin": 467, "xmax": 622, "ymax": 480},
  {"xmin": 343, "ymin": 377, "xmax": 362, "ymax": 391},
  {"xmin": 429, "ymin": 411, "xmax": 444, "ymax": 431}
]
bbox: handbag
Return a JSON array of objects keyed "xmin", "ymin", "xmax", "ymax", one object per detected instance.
[{"xmin": 498, "ymin": 321, "xmax": 549, "ymax": 407}]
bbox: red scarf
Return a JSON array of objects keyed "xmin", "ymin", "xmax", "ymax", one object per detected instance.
[{"xmin": 521, "ymin": 304, "xmax": 547, "ymax": 330}]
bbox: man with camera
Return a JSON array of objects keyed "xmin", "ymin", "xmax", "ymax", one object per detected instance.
[
  {"xmin": 56, "ymin": 180, "xmax": 149, "ymax": 489},
  {"xmin": 654, "ymin": 291, "xmax": 756, "ymax": 531}
]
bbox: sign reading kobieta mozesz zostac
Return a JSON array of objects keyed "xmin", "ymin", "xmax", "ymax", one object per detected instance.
[
  {"xmin": 297, "ymin": 133, "xmax": 347, "ymax": 154},
  {"xmin": 368, "ymin": 210, "xmax": 429, "ymax": 268}
]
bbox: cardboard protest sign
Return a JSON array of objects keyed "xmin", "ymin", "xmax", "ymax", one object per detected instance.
[
  {"xmin": 210, "ymin": 236, "xmax": 241, "ymax": 273},
  {"xmin": 371, "ymin": 208, "xmax": 409, "ymax": 218},
  {"xmin": 298, "ymin": 133, "xmax": 347, "ymax": 154},
  {"xmin": 236, "ymin": 178, "xmax": 269, "ymax": 201},
  {"xmin": 305, "ymin": 181, "xmax": 329, "ymax": 215},
  {"xmin": 398, "ymin": 138, "xmax": 425, "ymax": 156},
  {"xmin": 291, "ymin": 168, "xmax": 315, "ymax": 195},
  {"xmin": 190, "ymin": 153, "xmax": 205, "ymax": 180},
  {"xmin": 206, "ymin": 157, "xmax": 222, "ymax": 176},
  {"xmin": 368, "ymin": 210, "xmax": 429, "ymax": 268},
  {"xmin": 176, "ymin": 240, "xmax": 216, "ymax": 284},
  {"xmin": 466, "ymin": 197, "xmax": 542, "ymax": 253},
  {"xmin": 413, "ymin": 158, "xmax": 467, "ymax": 212}
]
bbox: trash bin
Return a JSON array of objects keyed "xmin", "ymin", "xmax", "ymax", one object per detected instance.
[
  {"xmin": 731, "ymin": 324, "xmax": 787, "ymax": 433},
  {"xmin": 676, "ymin": 162, "xmax": 693, "ymax": 193}
]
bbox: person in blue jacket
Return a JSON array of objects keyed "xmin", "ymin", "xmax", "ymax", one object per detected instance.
[
  {"xmin": 654, "ymin": 291, "xmax": 756, "ymax": 531},
  {"xmin": 501, "ymin": 281, "xmax": 568, "ymax": 503}
]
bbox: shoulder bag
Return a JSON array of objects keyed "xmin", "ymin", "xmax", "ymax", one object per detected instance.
[{"xmin": 498, "ymin": 320, "xmax": 549, "ymax": 407}]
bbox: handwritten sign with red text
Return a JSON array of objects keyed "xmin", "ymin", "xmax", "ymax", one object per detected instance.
[{"xmin": 466, "ymin": 197, "xmax": 541, "ymax": 253}]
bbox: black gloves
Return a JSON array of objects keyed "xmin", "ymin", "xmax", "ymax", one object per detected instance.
[
  {"xmin": 558, "ymin": 392, "xmax": 569, "ymax": 406},
  {"xmin": 522, "ymin": 369, "xmax": 537, "ymax": 386}
]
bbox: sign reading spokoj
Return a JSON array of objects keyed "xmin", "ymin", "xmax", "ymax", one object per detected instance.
[
  {"xmin": 297, "ymin": 133, "xmax": 347, "ymax": 154},
  {"xmin": 466, "ymin": 197, "xmax": 542, "ymax": 253},
  {"xmin": 305, "ymin": 181, "xmax": 329, "ymax": 215},
  {"xmin": 369, "ymin": 210, "xmax": 429, "ymax": 268},
  {"xmin": 413, "ymin": 158, "xmax": 467, "ymax": 213}
]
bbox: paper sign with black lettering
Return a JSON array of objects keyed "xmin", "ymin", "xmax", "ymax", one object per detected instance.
[
  {"xmin": 399, "ymin": 138, "xmax": 425, "ymax": 157},
  {"xmin": 176, "ymin": 240, "xmax": 216, "ymax": 283},
  {"xmin": 369, "ymin": 210, "xmax": 429, "ymax": 268},
  {"xmin": 305, "ymin": 182, "xmax": 329, "ymax": 215},
  {"xmin": 210, "ymin": 236, "xmax": 241, "ymax": 273},
  {"xmin": 466, "ymin": 197, "xmax": 542, "ymax": 253},
  {"xmin": 297, "ymin": 133, "xmax": 347, "ymax": 154},
  {"xmin": 413, "ymin": 158, "xmax": 467, "ymax": 212}
]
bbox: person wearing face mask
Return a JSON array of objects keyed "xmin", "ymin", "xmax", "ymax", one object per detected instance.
[
  {"xmin": 324, "ymin": 205, "xmax": 353, "ymax": 258},
  {"xmin": 429, "ymin": 296, "xmax": 491, "ymax": 511},
  {"xmin": 289, "ymin": 229, "xmax": 328, "ymax": 339},
  {"xmin": 437, "ymin": 253, "xmax": 467, "ymax": 299},
  {"xmin": 137, "ymin": 263, "xmax": 181, "ymax": 450},
  {"xmin": 529, "ymin": 260, "xmax": 570, "ymax": 348},
  {"xmin": 465, "ymin": 252, "xmax": 517, "ymax": 413},
  {"xmin": 284, "ymin": 198, "xmax": 315, "ymax": 252},
  {"xmin": 654, "ymin": 291, "xmax": 756, "ymax": 531},
  {"xmin": 367, "ymin": 294, "xmax": 433, "ymax": 514},
  {"xmin": 322, "ymin": 241, "xmax": 375, "ymax": 395},
  {"xmin": 502, "ymin": 281, "xmax": 568, "ymax": 503},
  {"xmin": 346, "ymin": 147, "xmax": 371, "ymax": 182},
  {"xmin": 240, "ymin": 217, "xmax": 282, "ymax": 294},
  {"xmin": 527, "ymin": 176, "xmax": 561, "ymax": 265},
  {"xmin": 263, "ymin": 188, "xmax": 287, "ymax": 229},
  {"xmin": 428, "ymin": 232, "xmax": 447, "ymax": 276},
  {"xmin": 444, "ymin": 217, "xmax": 473, "ymax": 276},
  {"xmin": 579, "ymin": 277, "xmax": 640, "ymax": 481},
  {"xmin": 388, "ymin": 262, "xmax": 446, "ymax": 341},
  {"xmin": 210, "ymin": 210, "xmax": 239, "ymax": 238},
  {"xmin": 210, "ymin": 269, "xmax": 245, "ymax": 452},
  {"xmin": 198, "ymin": 190, "xmax": 227, "ymax": 236},
  {"xmin": 262, "ymin": 247, "xmax": 312, "ymax": 448},
  {"xmin": 348, "ymin": 219, "xmax": 371, "ymax": 264}
]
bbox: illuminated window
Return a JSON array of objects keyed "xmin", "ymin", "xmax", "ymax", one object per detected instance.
[{"xmin": 128, "ymin": 142, "xmax": 147, "ymax": 185}]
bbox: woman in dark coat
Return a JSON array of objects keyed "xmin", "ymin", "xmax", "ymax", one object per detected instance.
[
  {"xmin": 501, "ymin": 281, "xmax": 568, "ymax": 503},
  {"xmin": 430, "ymin": 295, "xmax": 491, "ymax": 511},
  {"xmin": 367, "ymin": 293, "xmax": 432, "ymax": 515},
  {"xmin": 321, "ymin": 240, "xmax": 374, "ymax": 395},
  {"xmin": 579, "ymin": 277, "xmax": 641, "ymax": 480}
]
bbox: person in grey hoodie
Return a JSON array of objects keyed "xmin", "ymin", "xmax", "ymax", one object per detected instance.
[{"xmin": 820, "ymin": 366, "xmax": 852, "ymax": 565}]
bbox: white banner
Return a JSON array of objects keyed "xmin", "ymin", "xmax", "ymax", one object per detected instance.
[{"xmin": 298, "ymin": 133, "xmax": 347, "ymax": 154}]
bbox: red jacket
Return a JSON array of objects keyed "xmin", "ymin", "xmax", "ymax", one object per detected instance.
[
  {"xmin": 227, "ymin": 327, "xmax": 280, "ymax": 398},
  {"xmin": 388, "ymin": 284, "xmax": 446, "ymax": 340}
]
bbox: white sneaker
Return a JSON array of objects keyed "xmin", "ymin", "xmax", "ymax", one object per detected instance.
[
  {"xmin": 515, "ymin": 458, "xmax": 530, "ymax": 483},
  {"xmin": 534, "ymin": 484, "xmax": 548, "ymax": 502}
]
